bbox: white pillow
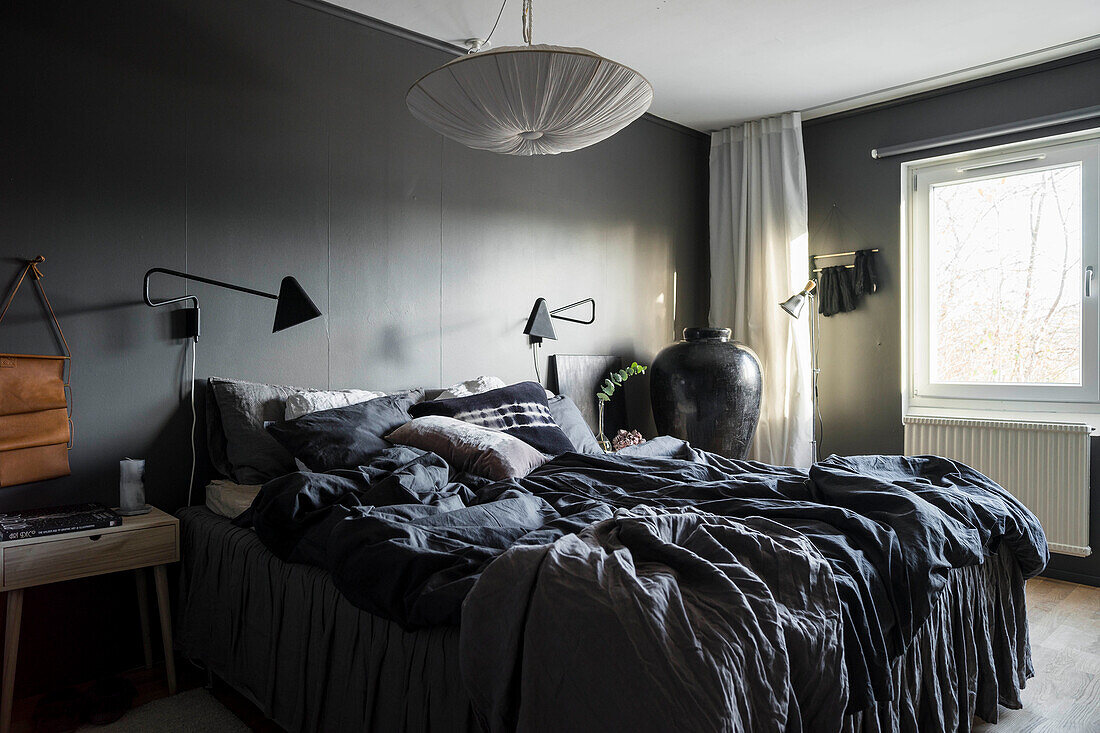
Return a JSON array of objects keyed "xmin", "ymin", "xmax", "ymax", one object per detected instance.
[
  {"xmin": 284, "ymin": 389, "xmax": 386, "ymax": 421},
  {"xmin": 435, "ymin": 376, "xmax": 507, "ymax": 400}
]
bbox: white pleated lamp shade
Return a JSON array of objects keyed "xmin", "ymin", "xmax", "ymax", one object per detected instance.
[{"xmin": 406, "ymin": 45, "xmax": 653, "ymax": 156}]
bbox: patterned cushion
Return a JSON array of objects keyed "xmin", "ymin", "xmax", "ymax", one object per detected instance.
[{"xmin": 409, "ymin": 381, "xmax": 574, "ymax": 455}]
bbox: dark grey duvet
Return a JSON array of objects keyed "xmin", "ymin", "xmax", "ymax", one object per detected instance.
[{"xmin": 240, "ymin": 439, "xmax": 1047, "ymax": 733}]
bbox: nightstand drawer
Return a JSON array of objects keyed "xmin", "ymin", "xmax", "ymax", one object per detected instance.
[{"xmin": 2, "ymin": 524, "xmax": 177, "ymax": 589}]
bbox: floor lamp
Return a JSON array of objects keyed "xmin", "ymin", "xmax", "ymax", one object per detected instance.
[{"xmin": 779, "ymin": 280, "xmax": 819, "ymax": 463}]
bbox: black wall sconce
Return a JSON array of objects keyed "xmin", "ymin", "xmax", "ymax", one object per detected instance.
[
  {"xmin": 143, "ymin": 268, "xmax": 322, "ymax": 340},
  {"xmin": 523, "ymin": 297, "xmax": 596, "ymax": 344}
]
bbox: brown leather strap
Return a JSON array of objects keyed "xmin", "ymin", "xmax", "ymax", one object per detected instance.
[{"xmin": 0, "ymin": 256, "xmax": 71, "ymax": 361}]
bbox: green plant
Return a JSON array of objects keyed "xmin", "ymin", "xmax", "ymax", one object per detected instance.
[{"xmin": 596, "ymin": 362, "xmax": 647, "ymax": 403}]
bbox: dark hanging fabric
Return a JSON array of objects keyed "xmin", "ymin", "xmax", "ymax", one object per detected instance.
[
  {"xmin": 853, "ymin": 249, "xmax": 879, "ymax": 296},
  {"xmin": 818, "ymin": 266, "xmax": 857, "ymax": 317}
]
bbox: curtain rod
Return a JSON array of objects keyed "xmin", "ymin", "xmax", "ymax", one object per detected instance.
[
  {"xmin": 870, "ymin": 104, "xmax": 1100, "ymax": 159},
  {"xmin": 812, "ymin": 249, "xmax": 878, "ymax": 260}
]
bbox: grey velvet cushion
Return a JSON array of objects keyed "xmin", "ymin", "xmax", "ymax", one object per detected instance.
[
  {"xmin": 207, "ymin": 377, "xmax": 300, "ymax": 484},
  {"xmin": 547, "ymin": 394, "xmax": 601, "ymax": 453},
  {"xmin": 386, "ymin": 416, "xmax": 549, "ymax": 481}
]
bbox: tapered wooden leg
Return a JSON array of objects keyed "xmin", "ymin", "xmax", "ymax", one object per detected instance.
[
  {"xmin": 152, "ymin": 565, "xmax": 176, "ymax": 695},
  {"xmin": 1, "ymin": 589, "xmax": 24, "ymax": 733},
  {"xmin": 135, "ymin": 569, "xmax": 153, "ymax": 669}
]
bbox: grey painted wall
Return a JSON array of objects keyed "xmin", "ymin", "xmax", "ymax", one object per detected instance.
[
  {"xmin": 0, "ymin": 0, "xmax": 707, "ymax": 692},
  {"xmin": 803, "ymin": 51, "xmax": 1100, "ymax": 585}
]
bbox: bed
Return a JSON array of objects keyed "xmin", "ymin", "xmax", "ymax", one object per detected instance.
[{"xmin": 176, "ymin": 377, "xmax": 1045, "ymax": 732}]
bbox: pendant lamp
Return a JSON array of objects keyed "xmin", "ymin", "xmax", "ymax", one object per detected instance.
[{"xmin": 406, "ymin": 0, "xmax": 653, "ymax": 156}]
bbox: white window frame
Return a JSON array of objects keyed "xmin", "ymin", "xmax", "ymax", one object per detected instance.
[{"xmin": 902, "ymin": 128, "xmax": 1100, "ymax": 421}]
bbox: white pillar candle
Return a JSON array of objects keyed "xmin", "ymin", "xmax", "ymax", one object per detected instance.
[{"xmin": 119, "ymin": 458, "xmax": 147, "ymax": 514}]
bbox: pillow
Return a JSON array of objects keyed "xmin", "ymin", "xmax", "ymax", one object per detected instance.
[
  {"xmin": 267, "ymin": 390, "xmax": 423, "ymax": 472},
  {"xmin": 205, "ymin": 479, "xmax": 261, "ymax": 520},
  {"xmin": 434, "ymin": 376, "xmax": 506, "ymax": 400},
  {"xmin": 547, "ymin": 395, "xmax": 601, "ymax": 454},
  {"xmin": 386, "ymin": 416, "xmax": 548, "ymax": 481},
  {"xmin": 207, "ymin": 377, "xmax": 300, "ymax": 484},
  {"xmin": 409, "ymin": 381, "xmax": 574, "ymax": 455},
  {"xmin": 284, "ymin": 388, "xmax": 385, "ymax": 421}
]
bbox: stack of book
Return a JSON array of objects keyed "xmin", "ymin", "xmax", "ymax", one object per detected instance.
[{"xmin": 0, "ymin": 503, "xmax": 121, "ymax": 541}]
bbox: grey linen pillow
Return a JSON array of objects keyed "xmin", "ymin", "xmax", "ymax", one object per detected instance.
[
  {"xmin": 546, "ymin": 394, "xmax": 602, "ymax": 454},
  {"xmin": 386, "ymin": 416, "xmax": 549, "ymax": 481},
  {"xmin": 207, "ymin": 377, "xmax": 300, "ymax": 484}
]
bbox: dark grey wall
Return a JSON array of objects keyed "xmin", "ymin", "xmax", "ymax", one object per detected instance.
[
  {"xmin": 803, "ymin": 51, "xmax": 1100, "ymax": 585},
  {"xmin": 0, "ymin": 0, "xmax": 707, "ymax": 692}
]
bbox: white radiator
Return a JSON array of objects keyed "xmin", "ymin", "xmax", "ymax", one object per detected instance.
[{"xmin": 903, "ymin": 416, "xmax": 1092, "ymax": 557}]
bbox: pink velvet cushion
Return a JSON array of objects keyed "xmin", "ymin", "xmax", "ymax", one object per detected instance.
[{"xmin": 386, "ymin": 415, "xmax": 549, "ymax": 481}]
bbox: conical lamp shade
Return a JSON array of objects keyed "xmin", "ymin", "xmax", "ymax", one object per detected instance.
[
  {"xmin": 523, "ymin": 298, "xmax": 557, "ymax": 341},
  {"xmin": 273, "ymin": 276, "xmax": 322, "ymax": 332},
  {"xmin": 779, "ymin": 293, "xmax": 806, "ymax": 318},
  {"xmin": 407, "ymin": 45, "xmax": 652, "ymax": 156}
]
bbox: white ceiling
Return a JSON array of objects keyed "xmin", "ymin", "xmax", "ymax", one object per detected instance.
[{"xmin": 329, "ymin": 0, "xmax": 1100, "ymax": 131}]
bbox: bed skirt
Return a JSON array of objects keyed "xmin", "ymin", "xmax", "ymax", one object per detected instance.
[
  {"xmin": 176, "ymin": 508, "xmax": 1031, "ymax": 733},
  {"xmin": 176, "ymin": 507, "xmax": 479, "ymax": 733},
  {"xmin": 844, "ymin": 544, "xmax": 1032, "ymax": 732}
]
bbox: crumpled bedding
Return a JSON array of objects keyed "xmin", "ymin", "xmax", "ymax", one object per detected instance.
[
  {"xmin": 461, "ymin": 508, "xmax": 848, "ymax": 733},
  {"xmin": 240, "ymin": 440, "xmax": 1047, "ymax": 732}
]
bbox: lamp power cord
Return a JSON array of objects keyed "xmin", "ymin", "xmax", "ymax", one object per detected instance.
[{"xmin": 187, "ymin": 338, "xmax": 197, "ymax": 507}]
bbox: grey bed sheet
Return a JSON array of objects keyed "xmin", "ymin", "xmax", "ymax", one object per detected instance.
[
  {"xmin": 176, "ymin": 506, "xmax": 478, "ymax": 733},
  {"xmin": 176, "ymin": 506, "xmax": 1031, "ymax": 733}
]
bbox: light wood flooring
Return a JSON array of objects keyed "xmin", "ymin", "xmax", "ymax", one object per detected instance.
[{"xmin": 975, "ymin": 577, "xmax": 1100, "ymax": 732}]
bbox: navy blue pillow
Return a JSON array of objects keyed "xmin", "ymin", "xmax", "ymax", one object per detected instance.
[
  {"xmin": 267, "ymin": 390, "xmax": 423, "ymax": 472},
  {"xmin": 409, "ymin": 381, "xmax": 574, "ymax": 455}
]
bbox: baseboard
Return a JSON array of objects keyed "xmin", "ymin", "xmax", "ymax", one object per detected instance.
[{"xmin": 1040, "ymin": 567, "xmax": 1100, "ymax": 587}]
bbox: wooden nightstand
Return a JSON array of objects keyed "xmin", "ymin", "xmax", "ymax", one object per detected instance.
[{"xmin": 0, "ymin": 507, "xmax": 179, "ymax": 733}]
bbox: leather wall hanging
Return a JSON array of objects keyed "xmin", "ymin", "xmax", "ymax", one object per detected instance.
[{"xmin": 0, "ymin": 256, "xmax": 73, "ymax": 487}]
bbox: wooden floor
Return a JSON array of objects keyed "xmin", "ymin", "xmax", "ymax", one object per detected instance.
[
  {"xmin": 10, "ymin": 659, "xmax": 283, "ymax": 733},
  {"xmin": 974, "ymin": 577, "xmax": 1100, "ymax": 733},
  {"xmin": 10, "ymin": 577, "xmax": 1098, "ymax": 732}
]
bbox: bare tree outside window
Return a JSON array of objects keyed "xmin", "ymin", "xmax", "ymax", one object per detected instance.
[{"xmin": 929, "ymin": 165, "xmax": 1083, "ymax": 385}]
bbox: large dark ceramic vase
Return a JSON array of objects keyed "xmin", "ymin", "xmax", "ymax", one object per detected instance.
[{"xmin": 650, "ymin": 327, "xmax": 763, "ymax": 459}]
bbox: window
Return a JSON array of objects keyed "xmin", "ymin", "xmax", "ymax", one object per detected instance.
[{"xmin": 905, "ymin": 131, "xmax": 1100, "ymax": 414}]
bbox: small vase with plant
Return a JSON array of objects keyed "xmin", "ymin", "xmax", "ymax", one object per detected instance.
[{"xmin": 595, "ymin": 361, "xmax": 647, "ymax": 452}]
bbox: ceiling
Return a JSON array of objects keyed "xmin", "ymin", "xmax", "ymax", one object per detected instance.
[{"xmin": 327, "ymin": 0, "xmax": 1100, "ymax": 131}]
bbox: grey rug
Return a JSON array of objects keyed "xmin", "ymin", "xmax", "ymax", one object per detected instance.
[{"xmin": 78, "ymin": 689, "xmax": 249, "ymax": 732}]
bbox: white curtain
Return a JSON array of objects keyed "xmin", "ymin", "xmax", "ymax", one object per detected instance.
[{"xmin": 710, "ymin": 112, "xmax": 812, "ymax": 467}]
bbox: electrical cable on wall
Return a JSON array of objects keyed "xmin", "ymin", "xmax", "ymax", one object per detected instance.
[
  {"xmin": 532, "ymin": 341, "xmax": 542, "ymax": 383},
  {"xmin": 187, "ymin": 339, "xmax": 197, "ymax": 507}
]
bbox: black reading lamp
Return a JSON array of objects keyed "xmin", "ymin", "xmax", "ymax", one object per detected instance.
[
  {"xmin": 523, "ymin": 297, "xmax": 596, "ymax": 344},
  {"xmin": 143, "ymin": 268, "xmax": 322, "ymax": 340}
]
